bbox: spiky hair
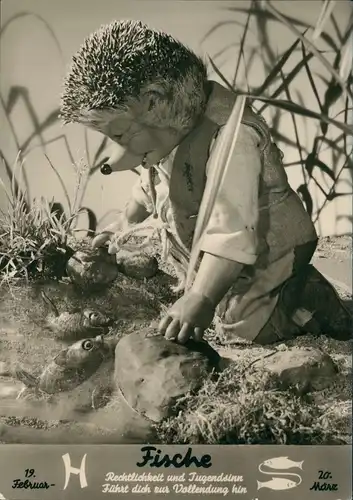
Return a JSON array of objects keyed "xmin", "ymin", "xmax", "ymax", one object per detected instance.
[{"xmin": 60, "ymin": 19, "xmax": 208, "ymax": 129}]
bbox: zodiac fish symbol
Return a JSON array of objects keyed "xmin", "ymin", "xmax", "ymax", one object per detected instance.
[{"xmin": 257, "ymin": 456, "xmax": 304, "ymax": 491}]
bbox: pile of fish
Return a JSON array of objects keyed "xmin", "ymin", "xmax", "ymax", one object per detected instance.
[
  {"xmin": 9, "ymin": 292, "xmax": 220, "ymax": 426},
  {"xmin": 10, "ymin": 291, "xmax": 117, "ymax": 400}
]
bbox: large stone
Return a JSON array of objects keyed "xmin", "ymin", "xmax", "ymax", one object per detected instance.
[
  {"xmin": 252, "ymin": 347, "xmax": 338, "ymax": 393},
  {"xmin": 114, "ymin": 328, "xmax": 221, "ymax": 422},
  {"xmin": 66, "ymin": 248, "xmax": 119, "ymax": 289}
]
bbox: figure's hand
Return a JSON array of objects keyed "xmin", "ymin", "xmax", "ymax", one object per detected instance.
[
  {"xmin": 158, "ymin": 291, "xmax": 216, "ymax": 344},
  {"xmin": 91, "ymin": 218, "xmax": 125, "ymax": 251}
]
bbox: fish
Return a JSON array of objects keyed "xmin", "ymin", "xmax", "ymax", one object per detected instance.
[
  {"xmin": 41, "ymin": 290, "xmax": 113, "ymax": 340},
  {"xmin": 257, "ymin": 478, "xmax": 298, "ymax": 491},
  {"xmin": 66, "ymin": 248, "xmax": 120, "ymax": 289},
  {"xmin": 262, "ymin": 456, "xmax": 304, "ymax": 470},
  {"xmin": 15, "ymin": 335, "xmax": 110, "ymax": 394},
  {"xmin": 115, "ymin": 250, "xmax": 158, "ymax": 280}
]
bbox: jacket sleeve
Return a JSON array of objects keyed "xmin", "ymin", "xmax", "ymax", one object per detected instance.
[{"xmin": 199, "ymin": 123, "xmax": 262, "ymax": 265}]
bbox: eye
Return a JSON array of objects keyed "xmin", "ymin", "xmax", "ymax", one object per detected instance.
[
  {"xmin": 82, "ymin": 340, "xmax": 93, "ymax": 351},
  {"xmin": 113, "ymin": 134, "xmax": 123, "ymax": 140},
  {"xmin": 89, "ymin": 312, "xmax": 99, "ymax": 321}
]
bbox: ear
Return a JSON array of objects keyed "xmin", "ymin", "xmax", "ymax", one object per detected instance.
[
  {"xmin": 138, "ymin": 85, "xmax": 166, "ymax": 112},
  {"xmin": 54, "ymin": 349, "xmax": 69, "ymax": 366},
  {"xmin": 147, "ymin": 92, "xmax": 164, "ymax": 111}
]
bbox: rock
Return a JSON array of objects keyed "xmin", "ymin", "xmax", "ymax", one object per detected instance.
[
  {"xmin": 253, "ymin": 347, "xmax": 338, "ymax": 394},
  {"xmin": 66, "ymin": 248, "xmax": 119, "ymax": 289},
  {"xmin": 115, "ymin": 250, "xmax": 158, "ymax": 279},
  {"xmin": 114, "ymin": 328, "xmax": 220, "ymax": 422}
]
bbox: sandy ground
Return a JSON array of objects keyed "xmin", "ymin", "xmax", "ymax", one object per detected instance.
[{"xmin": 0, "ymin": 235, "xmax": 351, "ymax": 444}]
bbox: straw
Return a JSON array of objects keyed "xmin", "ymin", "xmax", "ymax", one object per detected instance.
[{"xmin": 185, "ymin": 95, "xmax": 247, "ymax": 291}]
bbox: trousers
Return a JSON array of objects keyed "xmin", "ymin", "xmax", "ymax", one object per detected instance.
[{"xmin": 217, "ymin": 239, "xmax": 318, "ymax": 344}]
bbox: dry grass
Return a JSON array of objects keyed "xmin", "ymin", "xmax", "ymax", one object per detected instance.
[
  {"xmin": 154, "ymin": 236, "xmax": 352, "ymax": 445},
  {"xmin": 155, "ymin": 360, "xmax": 351, "ymax": 445},
  {"xmin": 0, "ymin": 156, "xmax": 93, "ymax": 284}
]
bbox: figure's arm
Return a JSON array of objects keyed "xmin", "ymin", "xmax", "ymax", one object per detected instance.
[
  {"xmin": 92, "ymin": 173, "xmax": 152, "ymax": 248},
  {"xmin": 125, "ymin": 197, "xmax": 151, "ymax": 224},
  {"xmin": 191, "ymin": 253, "xmax": 244, "ymax": 306},
  {"xmin": 199, "ymin": 123, "xmax": 261, "ymax": 267},
  {"xmin": 159, "ymin": 123, "xmax": 263, "ymax": 343},
  {"xmin": 191, "ymin": 123, "xmax": 263, "ymax": 303}
]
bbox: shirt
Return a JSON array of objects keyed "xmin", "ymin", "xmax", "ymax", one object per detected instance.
[{"xmin": 131, "ymin": 123, "xmax": 262, "ymax": 266}]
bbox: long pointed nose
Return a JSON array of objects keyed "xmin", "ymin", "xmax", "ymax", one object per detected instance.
[{"xmin": 101, "ymin": 143, "xmax": 144, "ymax": 172}]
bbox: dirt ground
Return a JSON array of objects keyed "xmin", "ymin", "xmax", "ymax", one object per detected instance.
[{"xmin": 0, "ymin": 235, "xmax": 351, "ymax": 444}]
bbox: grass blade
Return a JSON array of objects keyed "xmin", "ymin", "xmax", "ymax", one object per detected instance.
[
  {"xmin": 257, "ymin": 52, "xmax": 314, "ymax": 112},
  {"xmin": 256, "ymin": 30, "xmax": 308, "ymax": 95},
  {"xmin": 84, "ymin": 128, "xmax": 91, "ymax": 167},
  {"xmin": 44, "ymin": 154, "xmax": 72, "ymax": 214},
  {"xmin": 242, "ymin": 92, "xmax": 353, "ymax": 136},
  {"xmin": 225, "ymin": 5, "xmax": 339, "ymax": 52},
  {"xmin": 305, "ymin": 153, "xmax": 336, "ymax": 182},
  {"xmin": 311, "ymin": 0, "xmax": 337, "ymax": 41},
  {"xmin": 301, "ymin": 43, "xmax": 323, "ymax": 111},
  {"xmin": 279, "ymin": 67, "xmax": 307, "ymax": 185},
  {"xmin": 20, "ymin": 110, "xmax": 60, "ymax": 152},
  {"xmin": 208, "ymin": 56, "xmax": 236, "ymax": 93},
  {"xmin": 201, "ymin": 19, "xmax": 249, "ymax": 44},
  {"xmin": 263, "ymin": 1, "xmax": 352, "ymax": 100},
  {"xmin": 186, "ymin": 96, "xmax": 247, "ymax": 290},
  {"xmin": 0, "ymin": 12, "xmax": 64, "ymax": 63},
  {"xmin": 232, "ymin": 2, "xmax": 253, "ymax": 86},
  {"xmin": 338, "ymin": 32, "xmax": 353, "ymax": 81}
]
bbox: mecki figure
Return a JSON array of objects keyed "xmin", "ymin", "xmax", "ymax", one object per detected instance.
[{"xmin": 60, "ymin": 19, "xmax": 351, "ymax": 346}]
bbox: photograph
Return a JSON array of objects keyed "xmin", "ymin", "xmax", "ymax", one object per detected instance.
[{"xmin": 0, "ymin": 0, "xmax": 352, "ymax": 448}]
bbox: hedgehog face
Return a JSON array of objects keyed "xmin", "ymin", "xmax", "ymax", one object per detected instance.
[{"xmin": 87, "ymin": 105, "xmax": 187, "ymax": 171}]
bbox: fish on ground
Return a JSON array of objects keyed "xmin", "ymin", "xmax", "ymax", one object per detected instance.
[
  {"xmin": 15, "ymin": 334, "xmax": 111, "ymax": 395},
  {"xmin": 41, "ymin": 290, "xmax": 114, "ymax": 340}
]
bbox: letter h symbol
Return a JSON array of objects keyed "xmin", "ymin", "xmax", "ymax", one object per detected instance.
[{"xmin": 62, "ymin": 453, "xmax": 88, "ymax": 490}]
